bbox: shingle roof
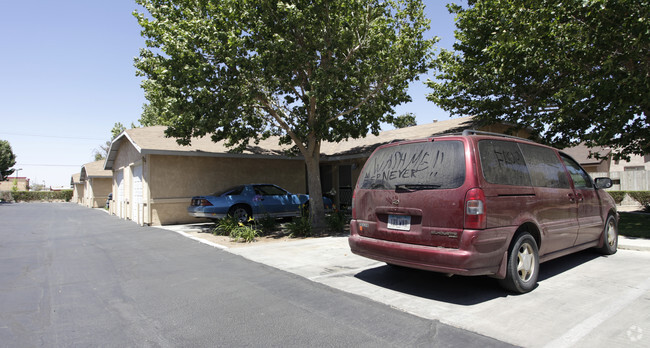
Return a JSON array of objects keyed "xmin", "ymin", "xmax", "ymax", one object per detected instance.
[
  {"xmin": 70, "ymin": 173, "xmax": 81, "ymax": 185},
  {"xmin": 81, "ymin": 160, "xmax": 112, "ymax": 180},
  {"xmin": 320, "ymin": 116, "xmax": 475, "ymax": 157},
  {"xmin": 104, "ymin": 116, "xmax": 477, "ymax": 169}
]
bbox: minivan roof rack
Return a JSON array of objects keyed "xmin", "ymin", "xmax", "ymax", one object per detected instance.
[{"xmin": 462, "ymin": 129, "xmax": 533, "ymax": 142}]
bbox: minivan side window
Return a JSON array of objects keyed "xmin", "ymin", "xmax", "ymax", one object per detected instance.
[
  {"xmin": 479, "ymin": 140, "xmax": 531, "ymax": 186},
  {"xmin": 560, "ymin": 154, "xmax": 593, "ymax": 189},
  {"xmin": 520, "ymin": 144, "xmax": 571, "ymax": 188}
]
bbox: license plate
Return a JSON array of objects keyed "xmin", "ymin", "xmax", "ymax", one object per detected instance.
[{"xmin": 387, "ymin": 215, "xmax": 411, "ymax": 231}]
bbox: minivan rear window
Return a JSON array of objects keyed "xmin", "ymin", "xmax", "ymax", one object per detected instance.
[{"xmin": 359, "ymin": 140, "xmax": 465, "ymax": 190}]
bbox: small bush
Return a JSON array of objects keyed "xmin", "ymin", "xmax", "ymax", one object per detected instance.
[
  {"xmin": 11, "ymin": 190, "xmax": 73, "ymax": 202},
  {"xmin": 628, "ymin": 191, "xmax": 650, "ymax": 212},
  {"xmin": 287, "ymin": 216, "xmax": 312, "ymax": 237},
  {"xmin": 256, "ymin": 214, "xmax": 278, "ymax": 234},
  {"xmin": 229, "ymin": 223, "xmax": 260, "ymax": 243},
  {"xmin": 607, "ymin": 191, "xmax": 627, "ymax": 205},
  {"xmin": 213, "ymin": 215, "xmax": 240, "ymax": 236},
  {"xmin": 0, "ymin": 191, "xmax": 12, "ymax": 202},
  {"xmin": 326, "ymin": 211, "xmax": 349, "ymax": 234}
]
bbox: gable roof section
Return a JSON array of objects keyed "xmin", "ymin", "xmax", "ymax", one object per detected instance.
[
  {"xmin": 104, "ymin": 126, "xmax": 295, "ymax": 170},
  {"xmin": 70, "ymin": 173, "xmax": 81, "ymax": 185},
  {"xmin": 80, "ymin": 160, "xmax": 113, "ymax": 181},
  {"xmin": 104, "ymin": 117, "xmax": 478, "ymax": 170}
]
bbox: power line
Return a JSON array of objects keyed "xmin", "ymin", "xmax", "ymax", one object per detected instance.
[
  {"xmin": 0, "ymin": 132, "xmax": 105, "ymax": 141},
  {"xmin": 16, "ymin": 164, "xmax": 83, "ymax": 167}
]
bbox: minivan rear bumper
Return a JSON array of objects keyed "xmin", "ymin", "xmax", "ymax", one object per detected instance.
[{"xmin": 348, "ymin": 221, "xmax": 512, "ymax": 277}]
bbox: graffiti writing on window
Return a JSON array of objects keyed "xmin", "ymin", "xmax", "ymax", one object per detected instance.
[{"xmin": 364, "ymin": 148, "xmax": 445, "ymax": 182}]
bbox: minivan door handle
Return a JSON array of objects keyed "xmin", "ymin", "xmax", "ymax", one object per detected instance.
[
  {"xmin": 568, "ymin": 193, "xmax": 576, "ymax": 203},
  {"xmin": 576, "ymin": 193, "xmax": 584, "ymax": 202}
]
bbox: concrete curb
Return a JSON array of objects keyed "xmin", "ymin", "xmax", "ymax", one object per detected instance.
[{"xmin": 619, "ymin": 236, "xmax": 650, "ymax": 252}]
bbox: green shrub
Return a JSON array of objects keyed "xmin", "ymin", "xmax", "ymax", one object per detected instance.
[
  {"xmin": 628, "ymin": 191, "xmax": 650, "ymax": 212},
  {"xmin": 287, "ymin": 216, "xmax": 312, "ymax": 237},
  {"xmin": 256, "ymin": 214, "xmax": 278, "ymax": 234},
  {"xmin": 607, "ymin": 191, "xmax": 627, "ymax": 204},
  {"xmin": 229, "ymin": 223, "xmax": 260, "ymax": 243},
  {"xmin": 11, "ymin": 190, "xmax": 73, "ymax": 202},
  {"xmin": 212, "ymin": 215, "xmax": 240, "ymax": 236},
  {"xmin": 0, "ymin": 191, "xmax": 12, "ymax": 202},
  {"xmin": 326, "ymin": 211, "xmax": 349, "ymax": 234}
]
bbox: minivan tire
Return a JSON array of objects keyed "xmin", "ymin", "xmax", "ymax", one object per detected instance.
[
  {"xmin": 599, "ymin": 215, "xmax": 618, "ymax": 255},
  {"xmin": 499, "ymin": 233, "xmax": 539, "ymax": 294}
]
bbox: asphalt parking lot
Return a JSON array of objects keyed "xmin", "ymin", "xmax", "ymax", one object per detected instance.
[{"xmin": 161, "ymin": 224, "xmax": 650, "ymax": 348}]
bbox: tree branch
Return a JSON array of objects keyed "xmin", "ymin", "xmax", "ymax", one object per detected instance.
[{"xmin": 327, "ymin": 78, "xmax": 388, "ymax": 123}]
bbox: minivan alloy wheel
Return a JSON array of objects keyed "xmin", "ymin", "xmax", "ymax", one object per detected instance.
[
  {"xmin": 517, "ymin": 243, "xmax": 536, "ymax": 282},
  {"xmin": 606, "ymin": 218, "xmax": 616, "ymax": 247},
  {"xmin": 499, "ymin": 232, "xmax": 539, "ymax": 293},
  {"xmin": 600, "ymin": 214, "xmax": 618, "ymax": 255}
]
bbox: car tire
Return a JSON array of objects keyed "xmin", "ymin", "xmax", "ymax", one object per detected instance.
[
  {"xmin": 599, "ymin": 214, "xmax": 618, "ymax": 255},
  {"xmin": 499, "ymin": 232, "xmax": 539, "ymax": 294},
  {"xmin": 229, "ymin": 205, "xmax": 251, "ymax": 223}
]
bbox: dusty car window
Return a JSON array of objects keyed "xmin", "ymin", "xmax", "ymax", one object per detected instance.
[
  {"xmin": 561, "ymin": 154, "xmax": 593, "ymax": 189},
  {"xmin": 520, "ymin": 144, "xmax": 570, "ymax": 188},
  {"xmin": 359, "ymin": 140, "xmax": 465, "ymax": 190},
  {"xmin": 479, "ymin": 140, "xmax": 531, "ymax": 186},
  {"xmin": 255, "ymin": 185, "xmax": 288, "ymax": 196}
]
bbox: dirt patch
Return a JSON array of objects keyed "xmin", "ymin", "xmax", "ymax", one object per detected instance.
[{"xmin": 181, "ymin": 223, "xmax": 349, "ymax": 249}]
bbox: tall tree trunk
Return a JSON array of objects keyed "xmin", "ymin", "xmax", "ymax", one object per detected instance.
[{"xmin": 304, "ymin": 148, "xmax": 326, "ymax": 235}]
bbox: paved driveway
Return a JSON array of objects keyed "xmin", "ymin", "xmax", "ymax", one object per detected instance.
[
  {"xmin": 203, "ymin": 235, "xmax": 650, "ymax": 347},
  {"xmin": 1, "ymin": 203, "xmax": 510, "ymax": 347}
]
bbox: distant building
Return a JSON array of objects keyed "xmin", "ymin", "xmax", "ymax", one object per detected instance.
[{"xmin": 0, "ymin": 177, "xmax": 29, "ymax": 191}]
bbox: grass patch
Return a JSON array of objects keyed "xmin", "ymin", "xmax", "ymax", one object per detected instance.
[{"xmin": 618, "ymin": 212, "xmax": 650, "ymax": 239}]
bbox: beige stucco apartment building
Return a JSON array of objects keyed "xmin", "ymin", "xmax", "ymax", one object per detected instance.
[
  {"xmin": 79, "ymin": 160, "xmax": 113, "ymax": 208},
  {"xmin": 103, "ymin": 116, "xmax": 530, "ymax": 226},
  {"xmin": 104, "ymin": 126, "xmax": 306, "ymax": 225},
  {"xmin": 0, "ymin": 177, "xmax": 29, "ymax": 191},
  {"xmin": 71, "ymin": 173, "xmax": 83, "ymax": 204}
]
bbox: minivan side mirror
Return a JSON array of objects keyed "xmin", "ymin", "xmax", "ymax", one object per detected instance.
[{"xmin": 594, "ymin": 177, "xmax": 613, "ymax": 189}]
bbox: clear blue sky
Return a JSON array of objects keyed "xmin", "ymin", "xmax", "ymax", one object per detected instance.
[{"xmin": 0, "ymin": 1, "xmax": 459, "ymax": 187}]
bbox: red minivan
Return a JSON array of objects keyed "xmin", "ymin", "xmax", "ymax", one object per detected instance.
[{"xmin": 348, "ymin": 130, "xmax": 618, "ymax": 293}]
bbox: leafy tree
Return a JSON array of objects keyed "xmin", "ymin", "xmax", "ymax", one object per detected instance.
[
  {"xmin": 428, "ymin": 0, "xmax": 649, "ymax": 159},
  {"xmin": 0, "ymin": 140, "xmax": 17, "ymax": 180},
  {"xmin": 134, "ymin": 0, "xmax": 435, "ymax": 231},
  {"xmin": 387, "ymin": 112, "xmax": 417, "ymax": 128}
]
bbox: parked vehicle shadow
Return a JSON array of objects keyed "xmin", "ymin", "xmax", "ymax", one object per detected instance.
[
  {"xmin": 354, "ymin": 249, "xmax": 604, "ymax": 305},
  {"xmin": 537, "ymin": 249, "xmax": 601, "ymax": 282},
  {"xmin": 354, "ymin": 265, "xmax": 506, "ymax": 305}
]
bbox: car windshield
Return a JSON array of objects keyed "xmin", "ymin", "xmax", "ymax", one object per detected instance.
[
  {"xmin": 213, "ymin": 186, "xmax": 245, "ymax": 196},
  {"xmin": 359, "ymin": 140, "xmax": 466, "ymax": 190}
]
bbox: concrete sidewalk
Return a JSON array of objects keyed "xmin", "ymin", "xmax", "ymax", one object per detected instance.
[{"xmin": 619, "ymin": 235, "xmax": 650, "ymax": 252}]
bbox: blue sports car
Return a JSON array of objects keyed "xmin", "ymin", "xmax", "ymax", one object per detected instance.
[{"xmin": 188, "ymin": 184, "xmax": 333, "ymax": 222}]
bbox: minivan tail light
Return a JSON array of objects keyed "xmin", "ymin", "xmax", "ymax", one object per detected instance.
[{"xmin": 465, "ymin": 188, "xmax": 486, "ymax": 229}]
